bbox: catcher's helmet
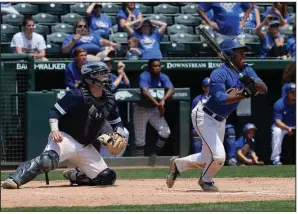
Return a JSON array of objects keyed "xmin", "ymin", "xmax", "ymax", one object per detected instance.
[
  {"xmin": 81, "ymin": 61, "xmax": 111, "ymax": 88},
  {"xmin": 220, "ymin": 38, "xmax": 248, "ymax": 60}
]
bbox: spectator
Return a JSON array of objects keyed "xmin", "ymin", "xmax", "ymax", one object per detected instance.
[
  {"xmin": 124, "ymin": 19, "xmax": 167, "ymax": 60},
  {"xmin": 236, "ymin": 123, "xmax": 264, "ymax": 166},
  {"xmin": 1, "ymin": 2, "xmax": 19, "ymax": 15},
  {"xmin": 65, "ymin": 48, "xmax": 87, "ymax": 89},
  {"xmin": 126, "ymin": 37, "xmax": 142, "ymax": 60},
  {"xmin": 281, "ymin": 62, "xmax": 296, "ymax": 96},
  {"xmin": 10, "ymin": 16, "xmax": 48, "ymax": 61},
  {"xmin": 62, "ymin": 19, "xmax": 117, "ymax": 60},
  {"xmin": 191, "ymin": 77, "xmax": 210, "ymax": 154},
  {"xmin": 224, "ymin": 124, "xmax": 238, "ymax": 166},
  {"xmin": 201, "ymin": 9, "xmax": 214, "ymax": 25},
  {"xmin": 239, "ymin": 3, "xmax": 261, "ymax": 29},
  {"xmin": 286, "ymin": 24, "xmax": 296, "ymax": 59},
  {"xmin": 197, "ymin": 3, "xmax": 253, "ymax": 39},
  {"xmin": 256, "ymin": 17, "xmax": 286, "ymax": 59},
  {"xmin": 86, "ymin": 3, "xmax": 112, "ymax": 39},
  {"xmin": 117, "ymin": 2, "xmax": 142, "ymax": 32},
  {"xmin": 103, "ymin": 57, "xmax": 130, "ymax": 91},
  {"xmin": 271, "ymin": 83, "xmax": 296, "ymax": 165},
  {"xmin": 134, "ymin": 58, "xmax": 175, "ymax": 156},
  {"xmin": 263, "ymin": 3, "xmax": 291, "ymax": 26}
]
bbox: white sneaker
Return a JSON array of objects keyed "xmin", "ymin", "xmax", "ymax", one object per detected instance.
[
  {"xmin": 166, "ymin": 156, "xmax": 180, "ymax": 188},
  {"xmin": 2, "ymin": 179, "xmax": 18, "ymax": 189}
]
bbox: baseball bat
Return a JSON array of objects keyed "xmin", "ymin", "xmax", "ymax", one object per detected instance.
[
  {"xmin": 196, "ymin": 25, "xmax": 243, "ymax": 78},
  {"xmin": 45, "ymin": 172, "xmax": 49, "ymax": 185}
]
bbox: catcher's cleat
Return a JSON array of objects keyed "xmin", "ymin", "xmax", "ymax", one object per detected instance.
[
  {"xmin": 198, "ymin": 178, "xmax": 219, "ymax": 192},
  {"xmin": 2, "ymin": 179, "xmax": 18, "ymax": 189},
  {"xmin": 63, "ymin": 169, "xmax": 77, "ymax": 181},
  {"xmin": 166, "ymin": 156, "xmax": 180, "ymax": 188}
]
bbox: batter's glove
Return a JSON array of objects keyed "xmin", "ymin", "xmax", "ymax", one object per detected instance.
[
  {"xmin": 97, "ymin": 132, "xmax": 127, "ymax": 155},
  {"xmin": 239, "ymin": 75, "xmax": 258, "ymax": 98}
]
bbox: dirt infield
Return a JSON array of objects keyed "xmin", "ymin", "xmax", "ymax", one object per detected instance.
[{"xmin": 1, "ymin": 177, "xmax": 295, "ymax": 208}]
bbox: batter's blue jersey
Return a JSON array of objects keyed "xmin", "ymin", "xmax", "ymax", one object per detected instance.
[
  {"xmin": 205, "ymin": 64, "xmax": 267, "ymax": 118},
  {"xmin": 48, "ymin": 87, "xmax": 123, "ymax": 145}
]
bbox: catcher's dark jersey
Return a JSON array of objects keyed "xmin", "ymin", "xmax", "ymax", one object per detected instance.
[{"xmin": 48, "ymin": 87, "xmax": 123, "ymax": 145}]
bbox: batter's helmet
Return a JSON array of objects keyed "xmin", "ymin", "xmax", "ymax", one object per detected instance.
[
  {"xmin": 220, "ymin": 38, "xmax": 248, "ymax": 60},
  {"xmin": 81, "ymin": 61, "xmax": 111, "ymax": 88}
]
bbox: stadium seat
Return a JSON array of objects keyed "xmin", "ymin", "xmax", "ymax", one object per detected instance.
[
  {"xmin": 111, "ymin": 24, "xmax": 118, "ymax": 33},
  {"xmin": 13, "ymin": 3, "xmax": 39, "ymax": 15},
  {"xmin": 161, "ymin": 42, "xmax": 193, "ymax": 57},
  {"xmin": 194, "ymin": 42, "xmax": 217, "ymax": 57},
  {"xmin": 256, "ymin": 5, "xmax": 265, "ymax": 14},
  {"xmin": 280, "ymin": 25, "xmax": 294, "ymax": 36},
  {"xmin": 161, "ymin": 35, "xmax": 170, "ymax": 42},
  {"xmin": 146, "ymin": 14, "xmax": 173, "ymax": 25},
  {"xmin": 289, "ymin": 14, "xmax": 296, "ymax": 25},
  {"xmin": 153, "ymin": 4, "xmax": 180, "ymax": 15},
  {"xmin": 109, "ymin": 32, "xmax": 128, "ymax": 43},
  {"xmin": 102, "ymin": 3, "xmax": 121, "ymax": 14},
  {"xmin": 170, "ymin": 33, "xmax": 199, "ymax": 43},
  {"xmin": 288, "ymin": 6, "xmax": 294, "ymax": 13},
  {"xmin": 115, "ymin": 45, "xmax": 128, "ymax": 58},
  {"xmin": 2, "ymin": 14, "xmax": 24, "ymax": 26},
  {"xmin": 246, "ymin": 42, "xmax": 260, "ymax": 57},
  {"xmin": 46, "ymin": 43, "xmax": 61, "ymax": 55},
  {"xmin": 174, "ymin": 15, "xmax": 200, "ymax": 26},
  {"xmin": 110, "ymin": 16, "xmax": 117, "ymax": 26},
  {"xmin": 167, "ymin": 24, "xmax": 194, "ymax": 35},
  {"xmin": 135, "ymin": 3, "xmax": 152, "ymax": 14},
  {"xmin": 46, "ymin": 32, "xmax": 69, "ymax": 44},
  {"xmin": 1, "ymin": 44, "xmax": 14, "ymax": 53},
  {"xmin": 39, "ymin": 3, "xmax": 70, "ymax": 15},
  {"xmin": 61, "ymin": 13, "xmax": 83, "ymax": 26},
  {"xmin": 1, "ymin": 24, "xmax": 20, "ymax": 35},
  {"xmin": 1, "ymin": 33, "xmax": 12, "ymax": 43},
  {"xmin": 32, "ymin": 13, "xmax": 59, "ymax": 25},
  {"xmin": 51, "ymin": 23, "xmax": 73, "ymax": 34},
  {"xmin": 181, "ymin": 4, "xmax": 198, "ymax": 15},
  {"xmin": 31, "ymin": 24, "xmax": 49, "ymax": 36},
  {"xmin": 70, "ymin": 3, "xmax": 90, "ymax": 16}
]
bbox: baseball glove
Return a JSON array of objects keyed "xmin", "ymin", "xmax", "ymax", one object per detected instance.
[
  {"xmin": 97, "ymin": 132, "xmax": 127, "ymax": 155},
  {"xmin": 239, "ymin": 75, "xmax": 258, "ymax": 98}
]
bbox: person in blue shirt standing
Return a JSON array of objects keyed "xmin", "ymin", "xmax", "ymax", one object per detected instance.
[
  {"xmin": 191, "ymin": 77, "xmax": 210, "ymax": 154},
  {"xmin": 286, "ymin": 24, "xmax": 296, "ymax": 59},
  {"xmin": 236, "ymin": 123, "xmax": 264, "ymax": 166},
  {"xmin": 166, "ymin": 38, "xmax": 267, "ymax": 192},
  {"xmin": 271, "ymin": 83, "xmax": 296, "ymax": 165},
  {"xmin": 86, "ymin": 3, "xmax": 112, "ymax": 39},
  {"xmin": 134, "ymin": 58, "xmax": 175, "ymax": 157},
  {"xmin": 239, "ymin": 4, "xmax": 260, "ymax": 29}
]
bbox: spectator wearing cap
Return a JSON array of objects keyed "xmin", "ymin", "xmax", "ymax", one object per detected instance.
[
  {"xmin": 190, "ymin": 77, "xmax": 210, "ymax": 154},
  {"xmin": 263, "ymin": 3, "xmax": 291, "ymax": 27},
  {"xmin": 86, "ymin": 3, "xmax": 112, "ymax": 39},
  {"xmin": 65, "ymin": 47, "xmax": 87, "ymax": 89},
  {"xmin": 117, "ymin": 2, "xmax": 143, "ymax": 32},
  {"xmin": 223, "ymin": 124, "xmax": 238, "ymax": 166},
  {"xmin": 271, "ymin": 83, "xmax": 296, "ymax": 165},
  {"xmin": 286, "ymin": 24, "xmax": 296, "ymax": 59},
  {"xmin": 281, "ymin": 62, "xmax": 296, "ymax": 97},
  {"xmin": 239, "ymin": 3, "xmax": 260, "ymax": 29},
  {"xmin": 236, "ymin": 123, "xmax": 264, "ymax": 166},
  {"xmin": 256, "ymin": 16, "xmax": 286, "ymax": 59},
  {"xmin": 11, "ymin": 16, "xmax": 48, "ymax": 61},
  {"xmin": 124, "ymin": 19, "xmax": 167, "ymax": 60}
]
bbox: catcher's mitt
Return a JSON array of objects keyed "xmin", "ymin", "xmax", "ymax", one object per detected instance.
[
  {"xmin": 239, "ymin": 75, "xmax": 258, "ymax": 98},
  {"xmin": 97, "ymin": 132, "xmax": 127, "ymax": 155}
]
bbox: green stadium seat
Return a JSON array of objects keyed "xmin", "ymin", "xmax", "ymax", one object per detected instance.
[
  {"xmin": 161, "ymin": 35, "xmax": 170, "ymax": 42},
  {"xmin": 1, "ymin": 24, "xmax": 20, "ymax": 35},
  {"xmin": 161, "ymin": 42, "xmax": 193, "ymax": 57},
  {"xmin": 167, "ymin": 24, "xmax": 194, "ymax": 35},
  {"xmin": 46, "ymin": 43, "xmax": 61, "ymax": 55},
  {"xmin": 135, "ymin": 3, "xmax": 152, "ymax": 14},
  {"xmin": 32, "ymin": 13, "xmax": 59, "ymax": 25},
  {"xmin": 194, "ymin": 42, "xmax": 217, "ymax": 57},
  {"xmin": 153, "ymin": 4, "xmax": 180, "ymax": 15},
  {"xmin": 46, "ymin": 32, "xmax": 69, "ymax": 44},
  {"xmin": 1, "ymin": 33, "xmax": 12, "ymax": 43},
  {"xmin": 289, "ymin": 15, "xmax": 295, "ymax": 25},
  {"xmin": 145, "ymin": 14, "xmax": 173, "ymax": 25},
  {"xmin": 256, "ymin": 5, "xmax": 265, "ymax": 14},
  {"xmin": 288, "ymin": 6, "xmax": 294, "ymax": 13},
  {"xmin": 109, "ymin": 32, "xmax": 128, "ymax": 43},
  {"xmin": 13, "ymin": 3, "xmax": 39, "ymax": 15},
  {"xmin": 61, "ymin": 13, "xmax": 83, "ymax": 26},
  {"xmin": 70, "ymin": 3, "xmax": 89, "ymax": 16},
  {"xmin": 1, "ymin": 44, "xmax": 14, "ymax": 53},
  {"xmin": 280, "ymin": 25, "xmax": 294, "ymax": 36},
  {"xmin": 51, "ymin": 23, "xmax": 73, "ymax": 34},
  {"xmin": 181, "ymin": 4, "xmax": 198, "ymax": 15},
  {"xmin": 174, "ymin": 15, "xmax": 200, "ymax": 26},
  {"xmin": 170, "ymin": 33, "xmax": 199, "ymax": 43},
  {"xmin": 110, "ymin": 16, "xmax": 117, "ymax": 26},
  {"xmin": 2, "ymin": 14, "xmax": 24, "ymax": 26},
  {"xmin": 39, "ymin": 3, "xmax": 70, "ymax": 15},
  {"xmin": 27, "ymin": 24, "xmax": 49, "ymax": 36},
  {"xmin": 102, "ymin": 3, "xmax": 121, "ymax": 14},
  {"xmin": 111, "ymin": 24, "xmax": 118, "ymax": 33}
]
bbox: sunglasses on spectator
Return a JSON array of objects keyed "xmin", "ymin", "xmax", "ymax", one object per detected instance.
[{"xmin": 77, "ymin": 25, "xmax": 87, "ymax": 28}]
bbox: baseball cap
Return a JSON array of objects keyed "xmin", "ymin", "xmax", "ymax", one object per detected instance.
[
  {"xmin": 285, "ymin": 82, "xmax": 296, "ymax": 92},
  {"xmin": 202, "ymin": 77, "xmax": 210, "ymax": 87},
  {"xmin": 243, "ymin": 123, "xmax": 257, "ymax": 133},
  {"xmin": 269, "ymin": 20, "xmax": 280, "ymax": 27}
]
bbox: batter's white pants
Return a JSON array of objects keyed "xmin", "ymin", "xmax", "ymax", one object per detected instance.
[
  {"xmin": 45, "ymin": 131, "xmax": 107, "ymax": 179},
  {"xmin": 175, "ymin": 102, "xmax": 226, "ymax": 183},
  {"xmin": 270, "ymin": 124, "xmax": 290, "ymax": 162},
  {"xmin": 134, "ymin": 104, "xmax": 171, "ymax": 147}
]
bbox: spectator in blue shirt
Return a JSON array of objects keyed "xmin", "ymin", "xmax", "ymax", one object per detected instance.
[
  {"xmin": 191, "ymin": 77, "xmax": 210, "ymax": 154},
  {"xmin": 286, "ymin": 24, "xmax": 296, "ymax": 59},
  {"xmin": 126, "ymin": 37, "xmax": 142, "ymax": 60},
  {"xmin": 239, "ymin": 4, "xmax": 260, "ymax": 29},
  {"xmin": 117, "ymin": 2, "xmax": 143, "ymax": 32},
  {"xmin": 256, "ymin": 17, "xmax": 286, "ymax": 59},
  {"xmin": 281, "ymin": 62, "xmax": 296, "ymax": 97},
  {"xmin": 263, "ymin": 3, "xmax": 291, "ymax": 27},
  {"xmin": 236, "ymin": 123, "xmax": 264, "ymax": 166},
  {"xmin": 124, "ymin": 19, "xmax": 167, "ymax": 60},
  {"xmin": 86, "ymin": 3, "xmax": 112, "ymax": 39},
  {"xmin": 271, "ymin": 83, "xmax": 296, "ymax": 165},
  {"xmin": 65, "ymin": 47, "xmax": 87, "ymax": 89}
]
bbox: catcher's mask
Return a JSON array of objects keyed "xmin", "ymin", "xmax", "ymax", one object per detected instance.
[{"xmin": 81, "ymin": 61, "xmax": 111, "ymax": 88}]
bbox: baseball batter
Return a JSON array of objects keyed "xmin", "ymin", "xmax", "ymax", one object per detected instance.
[
  {"xmin": 134, "ymin": 58, "xmax": 175, "ymax": 156},
  {"xmin": 2, "ymin": 61, "xmax": 126, "ymax": 189},
  {"xmin": 166, "ymin": 38, "xmax": 267, "ymax": 192}
]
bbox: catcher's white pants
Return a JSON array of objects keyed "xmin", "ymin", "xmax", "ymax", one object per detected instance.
[
  {"xmin": 44, "ymin": 131, "xmax": 107, "ymax": 179},
  {"xmin": 134, "ymin": 104, "xmax": 170, "ymax": 147},
  {"xmin": 270, "ymin": 124, "xmax": 290, "ymax": 162},
  {"xmin": 175, "ymin": 102, "xmax": 226, "ymax": 182}
]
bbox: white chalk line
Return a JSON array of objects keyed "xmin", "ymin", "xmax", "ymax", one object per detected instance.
[{"xmin": 158, "ymin": 191, "xmax": 295, "ymax": 196}]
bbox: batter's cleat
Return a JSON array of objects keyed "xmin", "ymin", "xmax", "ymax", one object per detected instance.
[
  {"xmin": 2, "ymin": 179, "xmax": 18, "ymax": 189},
  {"xmin": 166, "ymin": 156, "xmax": 180, "ymax": 188},
  {"xmin": 199, "ymin": 178, "xmax": 219, "ymax": 192},
  {"xmin": 273, "ymin": 160, "xmax": 282, "ymax": 165},
  {"xmin": 63, "ymin": 169, "xmax": 77, "ymax": 180}
]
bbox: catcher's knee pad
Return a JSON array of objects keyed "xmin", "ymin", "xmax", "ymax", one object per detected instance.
[
  {"xmin": 91, "ymin": 168, "xmax": 117, "ymax": 186},
  {"xmin": 39, "ymin": 150, "xmax": 59, "ymax": 173},
  {"xmin": 158, "ymin": 126, "xmax": 171, "ymax": 139}
]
